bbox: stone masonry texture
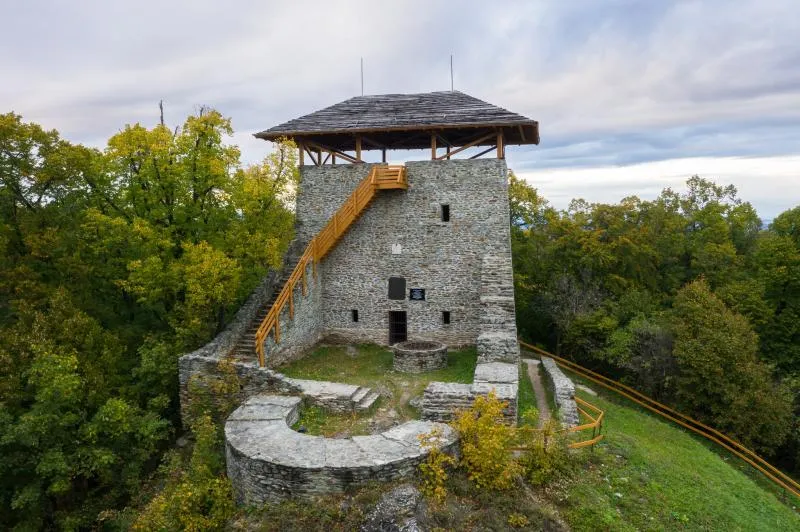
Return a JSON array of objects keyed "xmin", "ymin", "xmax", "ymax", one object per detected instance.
[
  {"xmin": 541, "ymin": 356, "xmax": 580, "ymax": 427},
  {"xmin": 225, "ymin": 394, "xmax": 458, "ymax": 504},
  {"xmin": 294, "ymin": 159, "xmax": 513, "ymax": 348}
]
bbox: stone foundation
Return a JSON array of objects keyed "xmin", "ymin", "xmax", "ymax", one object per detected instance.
[
  {"xmin": 225, "ymin": 394, "xmax": 458, "ymax": 504},
  {"xmin": 393, "ymin": 340, "xmax": 448, "ymax": 373}
]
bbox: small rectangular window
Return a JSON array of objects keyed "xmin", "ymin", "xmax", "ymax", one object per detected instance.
[
  {"xmin": 442, "ymin": 311, "xmax": 451, "ymax": 324},
  {"xmin": 352, "ymin": 309, "xmax": 359, "ymax": 322},
  {"xmin": 441, "ymin": 204, "xmax": 450, "ymax": 222},
  {"xmin": 388, "ymin": 277, "xmax": 406, "ymax": 300}
]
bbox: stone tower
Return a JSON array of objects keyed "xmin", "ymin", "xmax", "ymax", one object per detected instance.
[
  {"xmin": 253, "ymin": 91, "xmax": 540, "ymax": 368},
  {"xmin": 178, "ymin": 90, "xmax": 540, "ymax": 427}
]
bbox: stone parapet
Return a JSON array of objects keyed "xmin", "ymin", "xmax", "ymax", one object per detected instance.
[{"xmin": 225, "ymin": 395, "xmax": 458, "ymax": 504}]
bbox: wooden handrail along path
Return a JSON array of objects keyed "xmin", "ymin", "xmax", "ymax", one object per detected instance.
[
  {"xmin": 518, "ymin": 340, "xmax": 800, "ymax": 501},
  {"xmin": 254, "ymin": 165, "xmax": 407, "ymax": 366}
]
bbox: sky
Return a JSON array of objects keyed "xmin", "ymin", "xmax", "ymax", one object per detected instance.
[{"xmin": 2, "ymin": 0, "xmax": 799, "ymax": 219}]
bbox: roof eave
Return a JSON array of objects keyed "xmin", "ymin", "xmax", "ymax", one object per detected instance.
[{"xmin": 254, "ymin": 120, "xmax": 540, "ymax": 144}]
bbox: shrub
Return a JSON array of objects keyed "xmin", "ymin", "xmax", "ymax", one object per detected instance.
[
  {"xmin": 518, "ymin": 417, "xmax": 570, "ymax": 486},
  {"xmin": 418, "ymin": 428, "xmax": 456, "ymax": 505},
  {"xmin": 132, "ymin": 415, "xmax": 234, "ymax": 531},
  {"xmin": 451, "ymin": 391, "xmax": 521, "ymax": 490}
]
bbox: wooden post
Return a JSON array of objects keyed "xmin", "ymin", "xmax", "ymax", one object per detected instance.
[
  {"xmin": 431, "ymin": 134, "xmax": 437, "ymax": 160},
  {"xmin": 332, "ymin": 152, "xmax": 336, "ymax": 165},
  {"xmin": 317, "ymin": 148, "xmax": 323, "ymax": 165},
  {"xmin": 382, "ymin": 149, "xmax": 387, "ymax": 163},
  {"xmin": 355, "ymin": 136, "xmax": 362, "ymax": 162},
  {"xmin": 298, "ymin": 141, "xmax": 305, "ymax": 166},
  {"xmin": 446, "ymin": 145, "xmax": 451, "ymax": 160},
  {"xmin": 497, "ymin": 132, "xmax": 504, "ymax": 159}
]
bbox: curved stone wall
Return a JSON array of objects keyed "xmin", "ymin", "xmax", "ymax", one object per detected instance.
[
  {"xmin": 392, "ymin": 341, "xmax": 448, "ymax": 373},
  {"xmin": 225, "ymin": 394, "xmax": 458, "ymax": 504}
]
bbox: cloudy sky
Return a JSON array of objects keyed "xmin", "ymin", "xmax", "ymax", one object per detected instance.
[{"xmin": 2, "ymin": 0, "xmax": 799, "ymax": 218}]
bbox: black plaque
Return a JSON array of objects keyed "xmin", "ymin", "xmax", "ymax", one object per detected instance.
[{"xmin": 409, "ymin": 288, "xmax": 426, "ymax": 301}]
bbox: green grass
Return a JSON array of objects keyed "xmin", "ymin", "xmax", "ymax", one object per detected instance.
[
  {"xmin": 280, "ymin": 343, "xmax": 477, "ymax": 437},
  {"xmin": 552, "ymin": 378, "xmax": 800, "ymax": 531},
  {"xmin": 517, "ymin": 362, "xmax": 537, "ymax": 426}
]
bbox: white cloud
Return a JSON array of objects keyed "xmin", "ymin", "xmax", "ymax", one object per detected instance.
[{"xmin": 515, "ymin": 155, "xmax": 800, "ymax": 219}]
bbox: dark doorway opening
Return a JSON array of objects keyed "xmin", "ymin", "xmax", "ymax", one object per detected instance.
[{"xmin": 389, "ymin": 311, "xmax": 407, "ymax": 344}]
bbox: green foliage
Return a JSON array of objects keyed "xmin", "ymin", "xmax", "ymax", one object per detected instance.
[
  {"xmin": 518, "ymin": 417, "xmax": 571, "ymax": 486},
  {"xmin": 0, "ymin": 110, "xmax": 295, "ymax": 528},
  {"xmin": 451, "ymin": 392, "xmax": 521, "ymax": 491},
  {"xmin": 670, "ymin": 278, "xmax": 793, "ymax": 453},
  {"xmin": 132, "ymin": 415, "xmax": 234, "ymax": 531},
  {"xmin": 510, "ymin": 171, "xmax": 800, "ymax": 470}
]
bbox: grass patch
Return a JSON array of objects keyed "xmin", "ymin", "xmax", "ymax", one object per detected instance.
[
  {"xmin": 551, "ymin": 377, "xmax": 800, "ymax": 531},
  {"xmin": 280, "ymin": 343, "xmax": 476, "ymax": 437},
  {"xmin": 517, "ymin": 362, "xmax": 537, "ymax": 426}
]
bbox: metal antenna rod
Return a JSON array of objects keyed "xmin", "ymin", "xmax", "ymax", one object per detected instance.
[
  {"xmin": 450, "ymin": 54, "xmax": 454, "ymax": 91},
  {"xmin": 361, "ymin": 57, "xmax": 364, "ymax": 96}
]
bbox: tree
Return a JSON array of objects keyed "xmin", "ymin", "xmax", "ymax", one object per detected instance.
[{"xmin": 670, "ymin": 279, "xmax": 792, "ymax": 453}]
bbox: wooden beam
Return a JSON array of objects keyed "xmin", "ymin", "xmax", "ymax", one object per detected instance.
[
  {"xmin": 355, "ymin": 136, "xmax": 362, "ymax": 162},
  {"xmin": 431, "ymin": 134, "xmax": 437, "ymax": 160},
  {"xmin": 305, "ymin": 140, "xmax": 362, "ymax": 164},
  {"xmin": 332, "ymin": 153, "xmax": 336, "ymax": 165},
  {"xmin": 298, "ymin": 141, "xmax": 305, "ymax": 166},
  {"xmin": 317, "ymin": 148, "xmax": 323, "ymax": 165},
  {"xmin": 434, "ymin": 132, "xmax": 495, "ymax": 160},
  {"xmin": 304, "ymin": 146, "xmax": 319, "ymax": 166},
  {"xmin": 382, "ymin": 149, "xmax": 387, "ymax": 163},
  {"xmin": 469, "ymin": 145, "xmax": 497, "ymax": 159},
  {"xmin": 497, "ymin": 132, "xmax": 504, "ymax": 159},
  {"xmin": 322, "ymin": 152, "xmax": 331, "ymax": 165}
]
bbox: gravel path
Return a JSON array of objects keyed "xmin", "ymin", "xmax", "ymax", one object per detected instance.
[{"xmin": 523, "ymin": 359, "xmax": 551, "ymax": 428}]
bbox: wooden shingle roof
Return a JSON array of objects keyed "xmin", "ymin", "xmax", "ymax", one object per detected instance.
[{"xmin": 255, "ymin": 91, "xmax": 539, "ymax": 151}]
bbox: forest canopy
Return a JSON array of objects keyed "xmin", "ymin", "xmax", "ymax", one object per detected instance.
[{"xmin": 0, "ymin": 110, "xmax": 297, "ymax": 529}]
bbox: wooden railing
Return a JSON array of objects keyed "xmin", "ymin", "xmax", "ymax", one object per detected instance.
[
  {"xmin": 518, "ymin": 340, "xmax": 800, "ymax": 501},
  {"xmin": 254, "ymin": 165, "xmax": 407, "ymax": 366},
  {"xmin": 567, "ymin": 397, "xmax": 605, "ymax": 449}
]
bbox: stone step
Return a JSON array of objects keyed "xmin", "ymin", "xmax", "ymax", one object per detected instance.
[
  {"xmin": 350, "ymin": 386, "xmax": 370, "ymax": 404},
  {"xmin": 285, "ymin": 378, "xmax": 372, "ymax": 413},
  {"xmin": 356, "ymin": 391, "xmax": 380, "ymax": 411}
]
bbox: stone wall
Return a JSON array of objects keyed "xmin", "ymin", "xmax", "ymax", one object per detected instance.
[
  {"xmin": 421, "ymin": 253, "xmax": 520, "ymax": 422},
  {"xmin": 540, "ymin": 356, "xmax": 580, "ymax": 427},
  {"xmin": 178, "ymin": 270, "xmax": 285, "ymax": 424},
  {"xmin": 225, "ymin": 394, "xmax": 459, "ymax": 504},
  {"xmin": 260, "ymin": 260, "xmax": 324, "ymax": 368},
  {"xmin": 295, "ymin": 159, "xmax": 512, "ymax": 347}
]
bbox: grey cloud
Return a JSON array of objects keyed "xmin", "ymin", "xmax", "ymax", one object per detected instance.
[{"xmin": 1, "ymin": 0, "xmax": 798, "ymax": 191}]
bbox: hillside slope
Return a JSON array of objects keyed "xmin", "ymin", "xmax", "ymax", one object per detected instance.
[{"xmin": 554, "ymin": 376, "xmax": 800, "ymax": 531}]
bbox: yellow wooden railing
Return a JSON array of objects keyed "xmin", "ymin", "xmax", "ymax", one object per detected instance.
[
  {"xmin": 567, "ymin": 396, "xmax": 605, "ymax": 449},
  {"xmin": 518, "ymin": 340, "xmax": 800, "ymax": 501},
  {"xmin": 254, "ymin": 165, "xmax": 407, "ymax": 366}
]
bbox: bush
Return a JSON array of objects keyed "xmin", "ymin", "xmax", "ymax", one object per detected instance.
[
  {"xmin": 451, "ymin": 391, "xmax": 521, "ymax": 490},
  {"xmin": 132, "ymin": 415, "xmax": 234, "ymax": 531},
  {"xmin": 418, "ymin": 428, "xmax": 456, "ymax": 505},
  {"xmin": 518, "ymin": 417, "xmax": 570, "ymax": 486}
]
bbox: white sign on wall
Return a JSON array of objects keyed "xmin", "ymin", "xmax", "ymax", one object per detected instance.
[{"xmin": 391, "ymin": 243, "xmax": 402, "ymax": 255}]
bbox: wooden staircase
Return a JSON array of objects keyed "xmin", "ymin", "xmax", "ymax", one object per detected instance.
[{"xmin": 251, "ymin": 164, "xmax": 408, "ymax": 366}]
